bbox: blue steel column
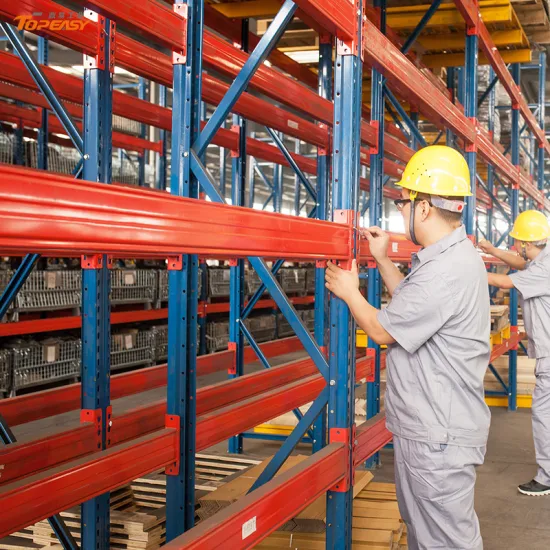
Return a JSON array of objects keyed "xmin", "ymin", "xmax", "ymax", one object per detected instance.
[
  {"xmin": 509, "ymin": 63, "xmax": 521, "ymax": 412},
  {"xmin": 273, "ymin": 136, "xmax": 283, "ymax": 212},
  {"xmin": 294, "ymin": 138, "xmax": 301, "ymax": 215},
  {"xmin": 80, "ymin": 13, "xmax": 114, "ymax": 550},
  {"xmin": 538, "ymin": 52, "xmax": 546, "ymax": 192},
  {"xmin": 37, "ymin": 37, "xmax": 48, "ymax": 170},
  {"xmin": 228, "ymin": 19, "xmax": 248, "ymax": 455},
  {"xmin": 366, "ymin": 0, "xmax": 386, "ymax": 470},
  {"xmin": 325, "ymin": 9, "xmax": 363, "ymax": 549},
  {"xmin": 487, "ymin": 67, "xmax": 496, "ymax": 242},
  {"xmin": 446, "ymin": 67, "xmax": 456, "ymax": 148},
  {"xmin": 312, "ymin": 34, "xmax": 332, "ymax": 454},
  {"xmin": 166, "ymin": 0, "xmax": 202, "ymax": 539},
  {"xmin": 463, "ymin": 28, "xmax": 478, "ymax": 236},
  {"xmin": 157, "ymin": 84, "xmax": 168, "ymax": 190}
]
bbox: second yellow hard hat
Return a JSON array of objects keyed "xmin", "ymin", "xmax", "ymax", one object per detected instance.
[{"xmin": 509, "ymin": 210, "xmax": 550, "ymax": 242}]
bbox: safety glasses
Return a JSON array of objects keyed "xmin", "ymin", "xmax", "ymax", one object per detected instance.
[{"xmin": 393, "ymin": 198, "xmax": 411, "ymax": 211}]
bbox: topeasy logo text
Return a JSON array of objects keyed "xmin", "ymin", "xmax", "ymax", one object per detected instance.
[{"xmin": 14, "ymin": 12, "xmax": 91, "ymax": 31}]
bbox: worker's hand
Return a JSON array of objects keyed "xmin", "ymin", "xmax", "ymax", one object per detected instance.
[
  {"xmin": 325, "ymin": 259, "xmax": 360, "ymax": 303},
  {"xmin": 361, "ymin": 226, "xmax": 389, "ymax": 263},
  {"xmin": 478, "ymin": 239, "xmax": 495, "ymax": 255}
]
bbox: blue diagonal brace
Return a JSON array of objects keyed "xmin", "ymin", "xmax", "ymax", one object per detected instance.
[
  {"xmin": 247, "ymin": 388, "xmax": 329, "ymax": 493},
  {"xmin": 190, "ymin": 150, "xmax": 330, "ymax": 381},
  {"xmin": 384, "ymin": 86, "xmax": 427, "ymax": 147},
  {"xmin": 478, "ymin": 76, "xmax": 498, "ymax": 108},
  {"xmin": 0, "ymin": 414, "xmax": 79, "ymax": 550},
  {"xmin": 193, "ymin": 0, "xmax": 297, "ymax": 157},
  {"xmin": 239, "ymin": 320, "xmax": 315, "ymax": 439},
  {"xmin": 0, "ymin": 254, "xmax": 39, "ymax": 320},
  {"xmin": 488, "ymin": 363, "xmax": 509, "ymax": 393},
  {"xmin": 1, "ymin": 23, "xmax": 83, "ymax": 154},
  {"xmin": 476, "ymin": 175, "xmax": 511, "ymax": 222},
  {"xmin": 264, "ymin": 126, "xmax": 317, "ymax": 201},
  {"xmin": 401, "ymin": 0, "xmax": 443, "ymax": 54},
  {"xmin": 253, "ymin": 161, "xmax": 274, "ymax": 190},
  {"xmin": 494, "ymin": 173, "xmax": 512, "ymax": 199}
]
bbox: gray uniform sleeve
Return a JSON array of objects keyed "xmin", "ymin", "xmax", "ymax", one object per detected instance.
[
  {"xmin": 509, "ymin": 262, "xmax": 549, "ymax": 300},
  {"xmin": 377, "ymin": 272, "xmax": 455, "ymax": 354}
]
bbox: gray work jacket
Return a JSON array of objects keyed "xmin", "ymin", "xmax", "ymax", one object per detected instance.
[
  {"xmin": 509, "ymin": 246, "xmax": 550, "ymax": 359},
  {"xmin": 378, "ymin": 226, "xmax": 491, "ymax": 447}
]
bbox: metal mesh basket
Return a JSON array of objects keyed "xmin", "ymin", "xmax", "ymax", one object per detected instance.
[
  {"xmin": 11, "ymin": 337, "xmax": 81, "ymax": 391},
  {"xmin": 152, "ymin": 324, "xmax": 169, "ymax": 362},
  {"xmin": 0, "ymin": 349, "xmax": 11, "ymax": 396},
  {"xmin": 206, "ymin": 320, "xmax": 229, "ymax": 353},
  {"xmin": 301, "ymin": 309, "xmax": 315, "ymax": 332},
  {"xmin": 246, "ymin": 269, "xmax": 267, "ymax": 297},
  {"xmin": 15, "ymin": 269, "xmax": 81, "ymax": 312},
  {"xmin": 111, "ymin": 269, "xmax": 157, "ymax": 305},
  {"xmin": 113, "ymin": 115, "xmax": 141, "ymax": 136},
  {"xmin": 244, "ymin": 314, "xmax": 276, "ymax": 343},
  {"xmin": 279, "ymin": 268, "xmax": 307, "ymax": 294},
  {"xmin": 111, "ymin": 328, "xmax": 155, "ymax": 371},
  {"xmin": 276, "ymin": 313, "xmax": 294, "ymax": 338},
  {"xmin": 306, "ymin": 267, "xmax": 316, "ymax": 294},
  {"xmin": 158, "ymin": 268, "xmax": 203, "ymax": 303},
  {"xmin": 208, "ymin": 268, "xmax": 231, "ymax": 298},
  {"xmin": 0, "ymin": 130, "xmax": 14, "ymax": 164},
  {"xmin": 0, "ymin": 269, "xmax": 15, "ymax": 314}
]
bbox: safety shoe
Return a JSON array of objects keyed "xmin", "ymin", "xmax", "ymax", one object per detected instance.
[{"xmin": 518, "ymin": 479, "xmax": 550, "ymax": 496}]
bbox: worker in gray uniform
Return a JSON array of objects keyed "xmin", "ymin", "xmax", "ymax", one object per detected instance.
[
  {"xmin": 326, "ymin": 145, "xmax": 490, "ymax": 550},
  {"xmin": 479, "ymin": 209, "xmax": 550, "ymax": 496}
]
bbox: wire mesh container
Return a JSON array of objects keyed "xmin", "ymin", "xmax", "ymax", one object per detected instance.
[
  {"xmin": 111, "ymin": 328, "xmax": 155, "ymax": 371},
  {"xmin": 208, "ymin": 267, "xmax": 231, "ymax": 298},
  {"xmin": 246, "ymin": 269, "xmax": 267, "ymax": 297},
  {"xmin": 0, "ymin": 130, "xmax": 14, "ymax": 164},
  {"xmin": 11, "ymin": 336, "xmax": 81, "ymax": 392},
  {"xmin": 0, "ymin": 349, "xmax": 11, "ymax": 397},
  {"xmin": 206, "ymin": 320, "xmax": 230, "ymax": 353},
  {"xmin": 15, "ymin": 269, "xmax": 82, "ymax": 313},
  {"xmin": 48, "ymin": 144, "xmax": 81, "ymax": 175},
  {"xmin": 158, "ymin": 269, "xmax": 169, "ymax": 303},
  {"xmin": 157, "ymin": 268, "xmax": 203, "ymax": 304},
  {"xmin": 279, "ymin": 267, "xmax": 307, "ymax": 294},
  {"xmin": 301, "ymin": 309, "xmax": 315, "ymax": 332},
  {"xmin": 113, "ymin": 114, "xmax": 141, "ymax": 136},
  {"xmin": 244, "ymin": 314, "xmax": 276, "ymax": 343},
  {"xmin": 152, "ymin": 324, "xmax": 169, "ymax": 362},
  {"xmin": 306, "ymin": 266, "xmax": 316, "ymax": 294},
  {"xmin": 276, "ymin": 312, "xmax": 294, "ymax": 339},
  {"xmin": 0, "ymin": 269, "xmax": 15, "ymax": 315},
  {"xmin": 111, "ymin": 269, "xmax": 157, "ymax": 306}
]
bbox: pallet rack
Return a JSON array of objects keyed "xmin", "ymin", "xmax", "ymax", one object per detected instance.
[{"xmin": 0, "ymin": 0, "xmax": 548, "ymax": 549}]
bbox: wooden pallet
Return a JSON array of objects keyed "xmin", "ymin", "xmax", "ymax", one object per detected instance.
[{"xmin": 257, "ymin": 480, "xmax": 407, "ymax": 549}]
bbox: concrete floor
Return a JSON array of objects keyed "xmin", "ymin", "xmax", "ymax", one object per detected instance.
[{"xmin": 11, "ymin": 354, "xmax": 550, "ymax": 550}]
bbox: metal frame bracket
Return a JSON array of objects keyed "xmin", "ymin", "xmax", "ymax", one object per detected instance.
[
  {"xmin": 172, "ymin": 3, "xmax": 189, "ymax": 65},
  {"xmin": 366, "ymin": 348, "xmax": 376, "ymax": 382},
  {"xmin": 369, "ymin": 120, "xmax": 380, "ymax": 154},
  {"xmin": 329, "ymin": 424, "xmax": 356, "ymax": 492},
  {"xmin": 336, "ymin": 0, "xmax": 364, "ymax": 59},
  {"xmin": 168, "ymin": 255, "xmax": 184, "ymax": 270},
  {"xmin": 81, "ymin": 254, "xmax": 113, "ymax": 270},
  {"xmin": 83, "ymin": 11, "xmax": 116, "ymax": 73},
  {"xmin": 228, "ymin": 342, "xmax": 238, "ymax": 374},
  {"xmin": 165, "ymin": 414, "xmax": 181, "ymax": 475}
]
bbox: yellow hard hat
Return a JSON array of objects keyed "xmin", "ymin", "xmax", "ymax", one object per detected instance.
[
  {"xmin": 509, "ymin": 210, "xmax": 550, "ymax": 242},
  {"xmin": 396, "ymin": 145, "xmax": 472, "ymax": 197}
]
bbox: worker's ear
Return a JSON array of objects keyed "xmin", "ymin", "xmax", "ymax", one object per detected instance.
[{"xmin": 418, "ymin": 199, "xmax": 431, "ymax": 221}]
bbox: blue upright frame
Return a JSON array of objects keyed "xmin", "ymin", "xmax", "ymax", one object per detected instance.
[{"xmin": 80, "ymin": 13, "xmax": 114, "ymax": 550}]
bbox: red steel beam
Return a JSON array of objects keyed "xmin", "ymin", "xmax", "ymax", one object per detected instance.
[
  {"xmin": 0, "ymin": 429, "xmax": 178, "ymax": 539},
  {"xmin": 0, "ymin": 164, "xmax": 350, "ymax": 259},
  {"xmin": 0, "ymin": 307, "xmax": 169, "ymax": 337},
  {"xmin": 354, "ymin": 412, "xmax": 392, "ymax": 466},
  {"xmin": 490, "ymin": 332, "xmax": 525, "ymax": 363},
  {"xmin": 1, "ymin": 358, "xmax": 370, "ymax": 488},
  {"xmin": 0, "ymin": 336, "xmax": 304, "ymax": 426},
  {"xmin": 163, "ymin": 443, "xmax": 347, "ymax": 550},
  {"xmin": 204, "ymin": 295, "xmax": 315, "ymax": 314},
  {"xmin": 292, "ymin": 0, "xmax": 356, "ymax": 40},
  {"xmin": 0, "ymin": 101, "xmax": 160, "ymax": 154}
]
